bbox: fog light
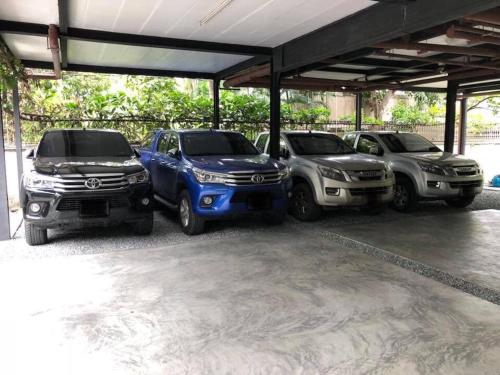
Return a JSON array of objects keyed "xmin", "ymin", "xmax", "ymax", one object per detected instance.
[
  {"xmin": 427, "ymin": 181, "xmax": 441, "ymax": 188},
  {"xmin": 325, "ymin": 187, "xmax": 340, "ymax": 196},
  {"xmin": 141, "ymin": 197, "xmax": 150, "ymax": 206},
  {"xmin": 29, "ymin": 202, "xmax": 41, "ymax": 214},
  {"xmin": 202, "ymin": 196, "xmax": 214, "ymax": 206}
]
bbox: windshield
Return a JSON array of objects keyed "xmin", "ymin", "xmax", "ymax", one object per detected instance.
[
  {"xmin": 286, "ymin": 133, "xmax": 355, "ymax": 155},
  {"xmin": 181, "ymin": 132, "xmax": 260, "ymax": 156},
  {"xmin": 379, "ymin": 133, "xmax": 441, "ymax": 153},
  {"xmin": 37, "ymin": 130, "xmax": 133, "ymax": 158}
]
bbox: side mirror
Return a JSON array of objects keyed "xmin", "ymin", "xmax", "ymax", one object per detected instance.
[
  {"xmin": 369, "ymin": 145, "xmax": 383, "ymax": 156},
  {"xmin": 279, "ymin": 149, "xmax": 290, "ymax": 159},
  {"xmin": 167, "ymin": 148, "xmax": 181, "ymax": 159},
  {"xmin": 26, "ymin": 149, "xmax": 35, "ymax": 159},
  {"xmin": 133, "ymin": 149, "xmax": 141, "ymax": 158}
]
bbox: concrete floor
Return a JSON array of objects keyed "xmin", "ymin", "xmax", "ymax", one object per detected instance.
[
  {"xmin": 332, "ymin": 209, "xmax": 500, "ymax": 295},
  {"xmin": 1, "ymin": 229, "xmax": 500, "ymax": 375}
]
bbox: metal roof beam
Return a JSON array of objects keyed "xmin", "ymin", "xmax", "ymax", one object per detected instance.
[
  {"xmin": 274, "ymin": 0, "xmax": 500, "ymax": 74},
  {"xmin": 21, "ymin": 60, "xmax": 216, "ymax": 79}
]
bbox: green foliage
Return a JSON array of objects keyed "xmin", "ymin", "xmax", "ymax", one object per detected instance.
[
  {"xmin": 340, "ymin": 114, "xmax": 383, "ymax": 126},
  {"xmin": 391, "ymin": 101, "xmax": 433, "ymax": 127},
  {"xmin": 14, "ymin": 73, "xmax": 331, "ymax": 143},
  {"xmin": 0, "ymin": 39, "xmax": 25, "ymax": 90}
]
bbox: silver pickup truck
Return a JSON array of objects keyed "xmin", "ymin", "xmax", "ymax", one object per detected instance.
[
  {"xmin": 343, "ymin": 131, "xmax": 483, "ymax": 211},
  {"xmin": 255, "ymin": 131, "xmax": 394, "ymax": 221}
]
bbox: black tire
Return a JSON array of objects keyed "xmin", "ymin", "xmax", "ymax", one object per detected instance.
[
  {"xmin": 133, "ymin": 213, "xmax": 154, "ymax": 235},
  {"xmin": 445, "ymin": 196, "xmax": 475, "ymax": 208},
  {"xmin": 291, "ymin": 182, "xmax": 322, "ymax": 221},
  {"xmin": 262, "ymin": 210, "xmax": 286, "ymax": 225},
  {"xmin": 178, "ymin": 190, "xmax": 205, "ymax": 235},
  {"xmin": 25, "ymin": 222, "xmax": 48, "ymax": 246},
  {"xmin": 392, "ymin": 176, "xmax": 418, "ymax": 213}
]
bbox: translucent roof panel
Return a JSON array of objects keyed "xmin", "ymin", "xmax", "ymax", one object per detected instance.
[
  {"xmin": 1, "ymin": 33, "xmax": 53, "ymax": 62},
  {"xmin": 67, "ymin": 39, "xmax": 250, "ymax": 73}
]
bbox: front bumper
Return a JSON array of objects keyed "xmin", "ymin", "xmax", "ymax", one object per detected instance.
[
  {"xmin": 188, "ymin": 177, "xmax": 292, "ymax": 218},
  {"xmin": 418, "ymin": 174, "xmax": 483, "ymax": 199},
  {"xmin": 22, "ymin": 184, "xmax": 153, "ymax": 230},
  {"xmin": 314, "ymin": 176, "xmax": 395, "ymax": 207}
]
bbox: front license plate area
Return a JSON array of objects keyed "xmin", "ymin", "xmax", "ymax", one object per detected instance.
[
  {"xmin": 247, "ymin": 193, "xmax": 272, "ymax": 211},
  {"xmin": 79, "ymin": 200, "xmax": 109, "ymax": 218}
]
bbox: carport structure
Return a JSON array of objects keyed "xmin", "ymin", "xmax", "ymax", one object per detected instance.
[{"xmin": 1, "ymin": 0, "xmax": 500, "ymax": 241}]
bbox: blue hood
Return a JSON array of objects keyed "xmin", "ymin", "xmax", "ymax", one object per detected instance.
[{"xmin": 186, "ymin": 154, "xmax": 283, "ymax": 173}]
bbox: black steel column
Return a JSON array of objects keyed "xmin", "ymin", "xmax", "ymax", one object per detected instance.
[
  {"xmin": 12, "ymin": 83, "xmax": 23, "ymax": 182},
  {"xmin": 213, "ymin": 78, "xmax": 220, "ymax": 129},
  {"xmin": 269, "ymin": 60, "xmax": 281, "ymax": 160},
  {"xmin": 0, "ymin": 92, "xmax": 11, "ymax": 240},
  {"xmin": 458, "ymin": 98, "xmax": 468, "ymax": 155},
  {"xmin": 444, "ymin": 81, "xmax": 458, "ymax": 153},
  {"xmin": 355, "ymin": 93, "xmax": 362, "ymax": 131}
]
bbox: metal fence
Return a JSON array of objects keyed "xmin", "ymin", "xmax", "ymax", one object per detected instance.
[{"xmin": 4, "ymin": 118, "xmax": 500, "ymax": 146}]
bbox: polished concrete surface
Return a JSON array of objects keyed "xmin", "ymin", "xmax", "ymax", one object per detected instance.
[
  {"xmin": 332, "ymin": 209, "xmax": 500, "ymax": 294},
  {"xmin": 1, "ymin": 229, "xmax": 500, "ymax": 374}
]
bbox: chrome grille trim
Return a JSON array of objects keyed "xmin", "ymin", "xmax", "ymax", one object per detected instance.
[
  {"xmin": 452, "ymin": 165, "xmax": 480, "ymax": 177},
  {"xmin": 346, "ymin": 169, "xmax": 385, "ymax": 182},
  {"xmin": 51, "ymin": 173, "xmax": 129, "ymax": 192},
  {"xmin": 223, "ymin": 170, "xmax": 283, "ymax": 186}
]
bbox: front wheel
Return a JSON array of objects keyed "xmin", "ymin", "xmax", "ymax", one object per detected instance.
[
  {"xmin": 25, "ymin": 222, "xmax": 48, "ymax": 246},
  {"xmin": 392, "ymin": 176, "xmax": 418, "ymax": 212},
  {"xmin": 291, "ymin": 183, "xmax": 322, "ymax": 221},
  {"xmin": 445, "ymin": 196, "xmax": 475, "ymax": 208},
  {"xmin": 179, "ymin": 190, "xmax": 205, "ymax": 235}
]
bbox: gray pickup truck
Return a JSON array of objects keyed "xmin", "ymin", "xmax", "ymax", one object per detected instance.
[
  {"xmin": 255, "ymin": 131, "xmax": 394, "ymax": 221},
  {"xmin": 343, "ymin": 131, "xmax": 483, "ymax": 212}
]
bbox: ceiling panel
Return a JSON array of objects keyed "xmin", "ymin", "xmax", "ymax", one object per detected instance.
[
  {"xmin": 67, "ymin": 39, "xmax": 250, "ymax": 73},
  {"xmin": 0, "ymin": 0, "xmax": 58, "ymax": 24},
  {"xmin": 68, "ymin": 0, "xmax": 374, "ymax": 47},
  {"xmin": 2, "ymin": 33, "xmax": 53, "ymax": 62}
]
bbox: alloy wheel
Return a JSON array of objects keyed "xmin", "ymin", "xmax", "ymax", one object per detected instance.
[
  {"xmin": 179, "ymin": 198, "xmax": 190, "ymax": 227},
  {"xmin": 394, "ymin": 184, "xmax": 408, "ymax": 210}
]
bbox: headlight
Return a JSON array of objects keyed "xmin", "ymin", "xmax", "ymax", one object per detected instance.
[
  {"xmin": 24, "ymin": 172, "xmax": 55, "ymax": 190},
  {"xmin": 278, "ymin": 166, "xmax": 290, "ymax": 180},
  {"xmin": 417, "ymin": 162, "xmax": 446, "ymax": 176},
  {"xmin": 318, "ymin": 166, "xmax": 347, "ymax": 181},
  {"xmin": 192, "ymin": 167, "xmax": 226, "ymax": 184},
  {"xmin": 127, "ymin": 170, "xmax": 149, "ymax": 184}
]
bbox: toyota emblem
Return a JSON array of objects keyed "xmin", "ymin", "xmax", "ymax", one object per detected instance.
[
  {"xmin": 85, "ymin": 177, "xmax": 102, "ymax": 190},
  {"xmin": 251, "ymin": 174, "xmax": 265, "ymax": 184}
]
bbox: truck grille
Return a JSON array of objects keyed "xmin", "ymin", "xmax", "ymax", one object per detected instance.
[
  {"xmin": 449, "ymin": 180, "xmax": 482, "ymax": 189},
  {"xmin": 350, "ymin": 186, "xmax": 390, "ymax": 196},
  {"xmin": 52, "ymin": 173, "xmax": 129, "ymax": 193},
  {"xmin": 453, "ymin": 165, "xmax": 479, "ymax": 177},
  {"xmin": 57, "ymin": 196, "xmax": 130, "ymax": 211},
  {"xmin": 223, "ymin": 170, "xmax": 282, "ymax": 186},
  {"xmin": 346, "ymin": 169, "xmax": 385, "ymax": 181}
]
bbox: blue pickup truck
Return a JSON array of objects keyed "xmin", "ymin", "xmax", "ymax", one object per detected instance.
[{"xmin": 139, "ymin": 129, "xmax": 291, "ymax": 234}]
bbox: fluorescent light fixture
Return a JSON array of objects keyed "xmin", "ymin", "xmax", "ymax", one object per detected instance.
[{"xmin": 200, "ymin": 0, "xmax": 235, "ymax": 25}]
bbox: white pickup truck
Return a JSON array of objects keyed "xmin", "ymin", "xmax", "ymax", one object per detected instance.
[
  {"xmin": 343, "ymin": 131, "xmax": 483, "ymax": 211},
  {"xmin": 255, "ymin": 131, "xmax": 394, "ymax": 221}
]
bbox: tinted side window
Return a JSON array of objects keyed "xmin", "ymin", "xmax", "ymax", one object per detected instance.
[
  {"xmin": 140, "ymin": 132, "xmax": 156, "ymax": 150},
  {"xmin": 156, "ymin": 133, "xmax": 170, "ymax": 154},
  {"xmin": 255, "ymin": 134, "xmax": 269, "ymax": 153},
  {"xmin": 357, "ymin": 135, "xmax": 380, "ymax": 154},
  {"xmin": 167, "ymin": 133, "xmax": 179, "ymax": 153},
  {"xmin": 344, "ymin": 133, "xmax": 356, "ymax": 148}
]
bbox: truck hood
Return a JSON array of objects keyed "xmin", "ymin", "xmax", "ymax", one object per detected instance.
[
  {"xmin": 398, "ymin": 152, "xmax": 477, "ymax": 166},
  {"xmin": 302, "ymin": 154, "xmax": 385, "ymax": 171},
  {"xmin": 187, "ymin": 154, "xmax": 282, "ymax": 172},
  {"xmin": 33, "ymin": 157, "xmax": 145, "ymax": 175}
]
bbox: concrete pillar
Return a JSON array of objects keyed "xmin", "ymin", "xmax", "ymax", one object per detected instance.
[
  {"xmin": 458, "ymin": 98, "xmax": 468, "ymax": 155},
  {"xmin": 0, "ymin": 92, "xmax": 11, "ymax": 240},
  {"xmin": 355, "ymin": 93, "xmax": 362, "ymax": 131},
  {"xmin": 213, "ymin": 78, "xmax": 220, "ymax": 129},
  {"xmin": 444, "ymin": 81, "xmax": 458, "ymax": 153}
]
